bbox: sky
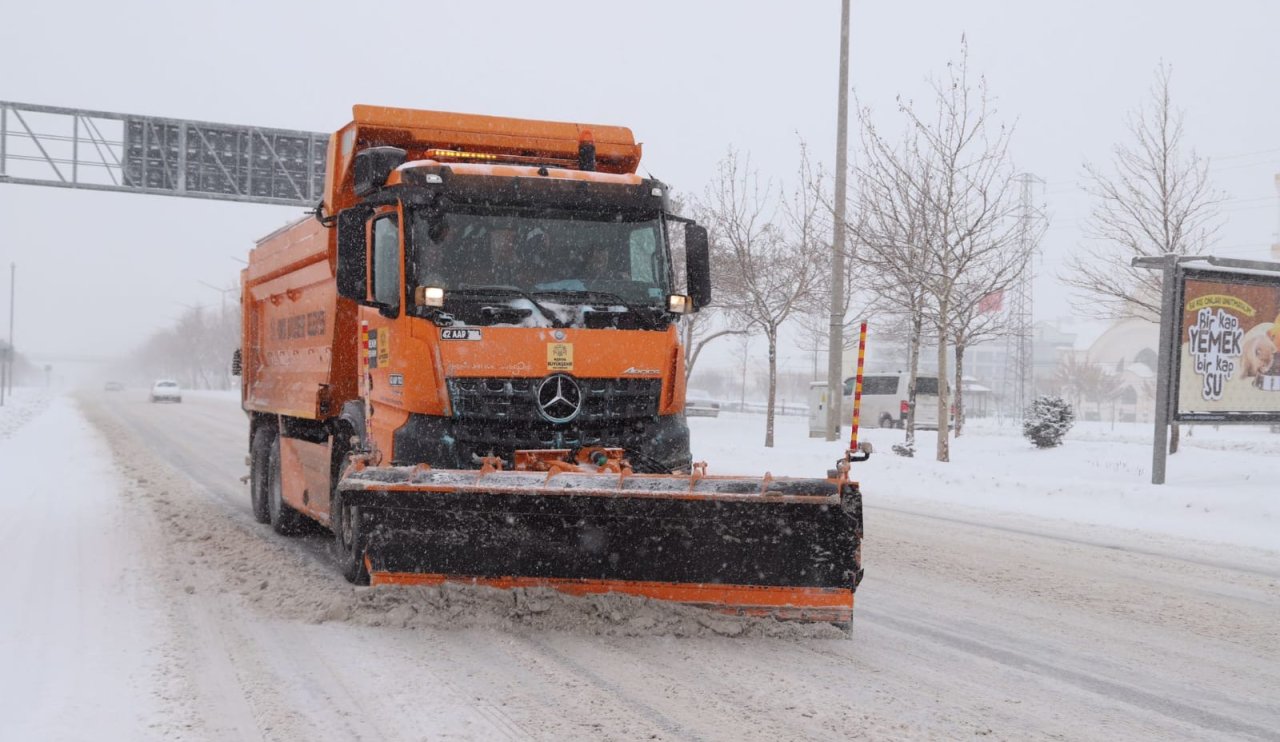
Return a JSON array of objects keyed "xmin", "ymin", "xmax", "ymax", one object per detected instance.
[{"xmin": 1, "ymin": 0, "xmax": 1278, "ymax": 369}]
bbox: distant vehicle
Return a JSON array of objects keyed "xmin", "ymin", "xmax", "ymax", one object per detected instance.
[
  {"xmin": 103, "ymin": 381, "xmax": 124, "ymax": 392},
  {"xmin": 843, "ymin": 373, "xmax": 945, "ymax": 429},
  {"xmin": 149, "ymin": 379, "xmax": 182, "ymax": 403},
  {"xmin": 684, "ymin": 390, "xmax": 721, "ymax": 418}
]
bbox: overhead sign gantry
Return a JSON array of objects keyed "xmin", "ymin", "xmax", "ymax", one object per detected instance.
[{"xmin": 0, "ymin": 100, "xmax": 328, "ymax": 207}]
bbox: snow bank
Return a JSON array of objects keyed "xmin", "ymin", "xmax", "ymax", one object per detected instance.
[
  {"xmin": 0, "ymin": 387, "xmax": 51, "ymax": 439},
  {"xmin": 691, "ymin": 413, "xmax": 1280, "ymax": 554}
]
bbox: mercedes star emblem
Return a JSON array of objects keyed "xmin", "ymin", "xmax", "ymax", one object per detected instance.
[{"xmin": 536, "ymin": 374, "xmax": 582, "ymax": 424}]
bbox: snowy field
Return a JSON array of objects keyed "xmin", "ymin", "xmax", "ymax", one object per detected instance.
[{"xmin": 1, "ymin": 388, "xmax": 1277, "ymax": 740}]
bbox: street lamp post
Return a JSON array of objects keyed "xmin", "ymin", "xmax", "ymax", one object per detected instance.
[{"xmin": 197, "ymin": 280, "xmax": 236, "ymax": 320}]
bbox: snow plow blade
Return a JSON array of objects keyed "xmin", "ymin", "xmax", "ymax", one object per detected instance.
[{"xmin": 339, "ymin": 460, "xmax": 864, "ymax": 623}]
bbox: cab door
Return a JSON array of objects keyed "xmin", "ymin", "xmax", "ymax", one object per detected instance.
[{"xmin": 360, "ymin": 205, "xmax": 413, "ymax": 459}]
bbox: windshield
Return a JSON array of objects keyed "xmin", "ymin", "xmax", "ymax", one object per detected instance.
[{"xmin": 408, "ymin": 208, "xmax": 670, "ymax": 305}]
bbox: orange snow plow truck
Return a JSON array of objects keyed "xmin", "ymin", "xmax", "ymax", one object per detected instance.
[{"xmin": 237, "ymin": 105, "xmax": 866, "ymax": 626}]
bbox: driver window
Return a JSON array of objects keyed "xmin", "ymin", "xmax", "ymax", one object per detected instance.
[
  {"xmin": 629, "ymin": 227, "xmax": 657, "ymax": 283},
  {"xmin": 371, "ymin": 215, "xmax": 400, "ymax": 311}
]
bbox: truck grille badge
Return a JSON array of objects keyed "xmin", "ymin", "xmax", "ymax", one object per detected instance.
[{"xmin": 536, "ymin": 374, "xmax": 582, "ymax": 424}]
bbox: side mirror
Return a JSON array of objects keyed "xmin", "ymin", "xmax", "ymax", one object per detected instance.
[
  {"xmin": 685, "ymin": 223, "xmax": 712, "ymax": 311},
  {"xmin": 336, "ymin": 206, "xmax": 372, "ymax": 302},
  {"xmin": 353, "ymin": 146, "xmax": 408, "ymax": 197}
]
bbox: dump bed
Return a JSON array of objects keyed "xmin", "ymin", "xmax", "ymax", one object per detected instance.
[{"xmin": 241, "ymin": 216, "xmax": 357, "ymax": 419}]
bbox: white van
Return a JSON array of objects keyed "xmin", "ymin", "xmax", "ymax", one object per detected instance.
[{"xmin": 842, "ymin": 373, "xmax": 945, "ymax": 429}]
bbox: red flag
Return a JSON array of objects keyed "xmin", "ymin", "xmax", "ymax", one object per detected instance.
[{"xmin": 978, "ymin": 290, "xmax": 1004, "ymax": 314}]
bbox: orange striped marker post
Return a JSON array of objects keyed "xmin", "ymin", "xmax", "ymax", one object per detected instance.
[{"xmin": 847, "ymin": 321, "xmax": 868, "ymax": 455}]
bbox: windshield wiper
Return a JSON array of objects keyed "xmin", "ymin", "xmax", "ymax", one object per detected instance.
[
  {"xmin": 447, "ymin": 285, "xmax": 563, "ymax": 327},
  {"xmin": 533, "ymin": 289, "xmax": 666, "ymax": 328}
]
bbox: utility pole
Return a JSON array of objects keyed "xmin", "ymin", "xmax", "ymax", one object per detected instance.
[
  {"xmin": 1002, "ymin": 174, "xmax": 1042, "ymax": 420},
  {"xmin": 825, "ymin": 0, "xmax": 851, "ymax": 441}
]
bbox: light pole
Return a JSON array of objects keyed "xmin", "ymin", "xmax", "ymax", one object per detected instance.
[
  {"xmin": 196, "ymin": 280, "xmax": 236, "ymax": 320},
  {"xmin": 825, "ymin": 0, "xmax": 851, "ymax": 441}
]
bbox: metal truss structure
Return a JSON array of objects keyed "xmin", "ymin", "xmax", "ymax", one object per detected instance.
[
  {"xmin": 0, "ymin": 101, "xmax": 328, "ymax": 207},
  {"xmin": 1001, "ymin": 172, "xmax": 1045, "ymax": 419}
]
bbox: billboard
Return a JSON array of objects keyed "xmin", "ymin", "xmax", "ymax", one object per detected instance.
[{"xmin": 1175, "ymin": 269, "xmax": 1280, "ymax": 423}]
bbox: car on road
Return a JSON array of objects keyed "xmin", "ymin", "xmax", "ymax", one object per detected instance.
[
  {"xmin": 103, "ymin": 381, "xmax": 125, "ymax": 392},
  {"xmin": 684, "ymin": 390, "xmax": 721, "ymax": 418},
  {"xmin": 149, "ymin": 379, "xmax": 182, "ymax": 403}
]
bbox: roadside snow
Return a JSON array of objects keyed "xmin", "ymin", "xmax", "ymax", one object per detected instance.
[
  {"xmin": 0, "ymin": 387, "xmax": 51, "ymax": 439},
  {"xmin": 0, "ymin": 394, "xmax": 170, "ymax": 739},
  {"xmin": 691, "ymin": 413, "xmax": 1280, "ymax": 554}
]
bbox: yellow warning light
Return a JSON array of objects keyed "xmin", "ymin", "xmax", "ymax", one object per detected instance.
[{"xmin": 425, "ymin": 149, "xmax": 499, "ymax": 162}]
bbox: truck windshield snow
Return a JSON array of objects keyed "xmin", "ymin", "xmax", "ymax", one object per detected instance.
[{"xmin": 408, "ymin": 209, "xmax": 670, "ymax": 307}]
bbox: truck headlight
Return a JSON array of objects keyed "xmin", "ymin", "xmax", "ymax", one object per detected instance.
[
  {"xmin": 667, "ymin": 294, "xmax": 692, "ymax": 314},
  {"xmin": 416, "ymin": 285, "xmax": 446, "ymax": 307}
]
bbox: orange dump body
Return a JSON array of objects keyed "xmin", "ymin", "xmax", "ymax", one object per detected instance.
[{"xmin": 241, "ymin": 217, "xmax": 357, "ymax": 420}]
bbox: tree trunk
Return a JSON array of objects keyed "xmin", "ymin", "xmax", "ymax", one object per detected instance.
[
  {"xmin": 954, "ymin": 342, "xmax": 966, "ymax": 437},
  {"xmin": 936, "ymin": 321, "xmax": 950, "ymax": 463},
  {"xmin": 765, "ymin": 327, "xmax": 778, "ymax": 448},
  {"xmin": 905, "ymin": 312, "xmax": 922, "ymax": 449}
]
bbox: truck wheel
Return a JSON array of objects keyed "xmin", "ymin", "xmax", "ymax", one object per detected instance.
[
  {"xmin": 329, "ymin": 431, "xmax": 369, "ymax": 584},
  {"xmin": 267, "ymin": 436, "xmax": 305, "ymax": 535},
  {"xmin": 878, "ymin": 413, "xmax": 894, "ymax": 429},
  {"xmin": 248, "ymin": 428, "xmax": 273, "ymax": 523},
  {"xmin": 332, "ymin": 494, "xmax": 370, "ymax": 585}
]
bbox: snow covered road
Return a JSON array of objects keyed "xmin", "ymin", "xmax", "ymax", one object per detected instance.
[{"xmin": 1, "ymin": 389, "xmax": 1277, "ymax": 740}]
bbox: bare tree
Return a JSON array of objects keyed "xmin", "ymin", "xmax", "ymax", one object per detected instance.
[
  {"xmin": 1063, "ymin": 63, "xmax": 1224, "ymax": 321},
  {"xmin": 1062, "ymin": 63, "xmax": 1223, "ymax": 454},
  {"xmin": 697, "ymin": 150, "xmax": 819, "ymax": 447},
  {"xmin": 854, "ymin": 82, "xmax": 970, "ymax": 457},
  {"xmin": 133, "ymin": 300, "xmax": 241, "ymax": 390},
  {"xmin": 947, "ymin": 281, "xmax": 1015, "ymax": 436},
  {"xmin": 682, "ymin": 311, "xmax": 745, "ymax": 382},
  {"xmin": 849, "ymin": 118, "xmax": 938, "ymax": 455},
  {"xmin": 1052, "ymin": 355, "xmax": 1123, "ymax": 421},
  {"xmin": 663, "ymin": 190, "xmax": 744, "ymax": 384},
  {"xmin": 795, "ymin": 144, "xmax": 872, "ymax": 382},
  {"xmin": 882, "ymin": 44, "xmax": 1022, "ymax": 462}
]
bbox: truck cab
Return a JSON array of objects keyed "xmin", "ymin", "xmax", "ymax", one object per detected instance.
[{"xmin": 319, "ymin": 107, "xmax": 710, "ymax": 475}]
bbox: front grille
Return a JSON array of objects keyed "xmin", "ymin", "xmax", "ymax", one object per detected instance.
[{"xmin": 446, "ymin": 376, "xmax": 662, "ymax": 454}]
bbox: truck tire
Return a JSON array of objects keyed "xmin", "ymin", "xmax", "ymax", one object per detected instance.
[
  {"xmin": 248, "ymin": 428, "xmax": 273, "ymax": 524},
  {"xmin": 328, "ymin": 431, "xmax": 370, "ymax": 584},
  {"xmin": 878, "ymin": 413, "xmax": 894, "ymax": 429},
  {"xmin": 267, "ymin": 436, "xmax": 305, "ymax": 535},
  {"xmin": 331, "ymin": 494, "xmax": 370, "ymax": 585}
]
